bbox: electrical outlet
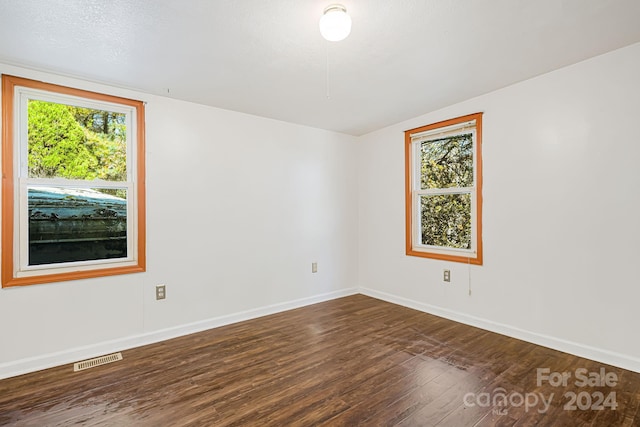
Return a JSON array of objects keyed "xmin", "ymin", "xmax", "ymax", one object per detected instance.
[
  {"xmin": 443, "ymin": 270, "xmax": 451, "ymax": 282},
  {"xmin": 156, "ymin": 284, "xmax": 166, "ymax": 300},
  {"xmin": 312, "ymin": 262, "xmax": 318, "ymax": 273}
]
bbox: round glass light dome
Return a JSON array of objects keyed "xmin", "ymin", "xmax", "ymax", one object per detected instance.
[{"xmin": 319, "ymin": 5, "xmax": 352, "ymax": 42}]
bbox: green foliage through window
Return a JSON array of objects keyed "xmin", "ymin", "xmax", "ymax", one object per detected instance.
[
  {"xmin": 419, "ymin": 133, "xmax": 473, "ymax": 249},
  {"xmin": 420, "ymin": 194, "xmax": 471, "ymax": 249},
  {"xmin": 28, "ymin": 100, "xmax": 127, "ymax": 194},
  {"xmin": 421, "ymin": 134, "xmax": 473, "ymax": 189}
]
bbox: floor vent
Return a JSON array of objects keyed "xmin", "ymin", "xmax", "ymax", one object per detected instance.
[{"xmin": 73, "ymin": 352, "xmax": 123, "ymax": 372}]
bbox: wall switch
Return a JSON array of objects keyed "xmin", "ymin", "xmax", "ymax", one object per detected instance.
[
  {"xmin": 156, "ymin": 284, "xmax": 166, "ymax": 300},
  {"xmin": 443, "ymin": 270, "xmax": 451, "ymax": 282},
  {"xmin": 312, "ymin": 262, "xmax": 318, "ymax": 273}
]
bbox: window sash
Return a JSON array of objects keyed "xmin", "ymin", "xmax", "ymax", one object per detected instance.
[
  {"xmin": 412, "ymin": 190, "xmax": 477, "ymax": 254},
  {"xmin": 18, "ymin": 181, "xmax": 137, "ymax": 272},
  {"xmin": 18, "ymin": 89, "xmax": 135, "ymax": 182}
]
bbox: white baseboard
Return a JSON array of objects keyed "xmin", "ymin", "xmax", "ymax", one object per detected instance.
[
  {"xmin": 360, "ymin": 287, "xmax": 640, "ymax": 374},
  {"xmin": 4, "ymin": 287, "xmax": 637, "ymax": 379},
  {"xmin": 0, "ymin": 287, "xmax": 359, "ymax": 380}
]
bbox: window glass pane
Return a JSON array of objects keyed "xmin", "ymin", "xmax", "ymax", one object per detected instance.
[
  {"xmin": 28, "ymin": 186, "xmax": 127, "ymax": 265},
  {"xmin": 420, "ymin": 133, "xmax": 473, "ymax": 189},
  {"xmin": 420, "ymin": 194, "xmax": 471, "ymax": 249},
  {"xmin": 27, "ymin": 100, "xmax": 127, "ymax": 181}
]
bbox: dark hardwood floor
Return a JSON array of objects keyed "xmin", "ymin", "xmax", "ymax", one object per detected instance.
[{"xmin": 0, "ymin": 294, "xmax": 638, "ymax": 426}]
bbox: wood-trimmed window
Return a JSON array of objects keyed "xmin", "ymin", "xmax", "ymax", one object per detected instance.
[
  {"xmin": 404, "ymin": 112, "xmax": 483, "ymax": 265},
  {"xmin": 1, "ymin": 75, "xmax": 146, "ymax": 287}
]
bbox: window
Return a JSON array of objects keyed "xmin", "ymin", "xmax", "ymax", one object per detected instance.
[
  {"xmin": 405, "ymin": 113, "xmax": 483, "ymax": 264},
  {"xmin": 2, "ymin": 75, "xmax": 146, "ymax": 287}
]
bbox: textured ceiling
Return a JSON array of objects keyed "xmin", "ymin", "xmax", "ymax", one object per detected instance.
[{"xmin": 1, "ymin": 0, "xmax": 640, "ymax": 135}]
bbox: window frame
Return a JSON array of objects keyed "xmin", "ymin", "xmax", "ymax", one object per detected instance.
[
  {"xmin": 2, "ymin": 74, "xmax": 146, "ymax": 287},
  {"xmin": 404, "ymin": 112, "xmax": 483, "ymax": 265}
]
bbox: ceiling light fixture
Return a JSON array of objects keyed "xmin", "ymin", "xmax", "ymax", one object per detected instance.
[{"xmin": 319, "ymin": 4, "xmax": 352, "ymax": 42}]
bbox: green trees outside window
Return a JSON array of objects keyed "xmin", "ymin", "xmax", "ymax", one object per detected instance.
[
  {"xmin": 420, "ymin": 134, "xmax": 473, "ymax": 249},
  {"xmin": 28, "ymin": 100, "xmax": 127, "ymax": 186}
]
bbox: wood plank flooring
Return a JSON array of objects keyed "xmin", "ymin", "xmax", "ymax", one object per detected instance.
[{"xmin": 0, "ymin": 294, "xmax": 638, "ymax": 426}]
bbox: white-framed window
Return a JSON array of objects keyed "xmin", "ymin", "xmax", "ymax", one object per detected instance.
[
  {"xmin": 404, "ymin": 112, "xmax": 483, "ymax": 265},
  {"xmin": 2, "ymin": 75, "xmax": 146, "ymax": 287}
]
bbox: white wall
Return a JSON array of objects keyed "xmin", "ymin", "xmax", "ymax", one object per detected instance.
[
  {"xmin": 0, "ymin": 64, "xmax": 359, "ymax": 378},
  {"xmin": 358, "ymin": 42, "xmax": 640, "ymax": 372}
]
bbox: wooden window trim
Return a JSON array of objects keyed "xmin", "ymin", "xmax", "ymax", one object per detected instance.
[
  {"xmin": 404, "ymin": 112, "xmax": 483, "ymax": 265},
  {"xmin": 1, "ymin": 75, "xmax": 146, "ymax": 287}
]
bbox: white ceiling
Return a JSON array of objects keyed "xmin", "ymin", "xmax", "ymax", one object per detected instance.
[{"xmin": 1, "ymin": 0, "xmax": 639, "ymax": 136}]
